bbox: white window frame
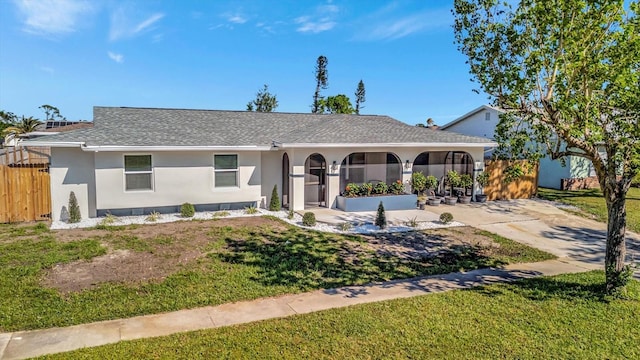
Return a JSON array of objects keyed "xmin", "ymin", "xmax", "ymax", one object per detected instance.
[
  {"xmin": 214, "ymin": 154, "xmax": 239, "ymax": 188},
  {"xmin": 123, "ymin": 154, "xmax": 154, "ymax": 192}
]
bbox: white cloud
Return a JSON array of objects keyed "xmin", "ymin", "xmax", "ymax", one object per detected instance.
[
  {"xmin": 295, "ymin": 17, "xmax": 336, "ymax": 33},
  {"xmin": 109, "ymin": 8, "xmax": 165, "ymax": 41},
  {"xmin": 14, "ymin": 0, "xmax": 93, "ymax": 35},
  {"xmin": 108, "ymin": 51, "xmax": 124, "ymax": 63},
  {"xmin": 354, "ymin": 8, "xmax": 451, "ymax": 41},
  {"xmin": 39, "ymin": 66, "xmax": 55, "ymax": 74},
  {"xmin": 225, "ymin": 14, "xmax": 247, "ymax": 24}
]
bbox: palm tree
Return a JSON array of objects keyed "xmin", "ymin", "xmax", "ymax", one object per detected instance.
[{"xmin": 2, "ymin": 116, "xmax": 42, "ymax": 135}]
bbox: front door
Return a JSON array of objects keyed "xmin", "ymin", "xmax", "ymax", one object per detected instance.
[{"xmin": 304, "ymin": 153, "xmax": 326, "ymax": 207}]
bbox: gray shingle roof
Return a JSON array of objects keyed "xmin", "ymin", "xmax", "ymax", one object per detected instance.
[{"xmin": 27, "ymin": 106, "xmax": 494, "ymax": 148}]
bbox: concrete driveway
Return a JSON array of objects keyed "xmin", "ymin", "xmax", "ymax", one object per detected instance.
[{"xmin": 425, "ymin": 199, "xmax": 640, "ymax": 278}]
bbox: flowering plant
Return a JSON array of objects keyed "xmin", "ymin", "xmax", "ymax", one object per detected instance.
[
  {"xmin": 344, "ymin": 183, "xmax": 360, "ymax": 197},
  {"xmin": 389, "ymin": 180, "xmax": 405, "ymax": 195}
]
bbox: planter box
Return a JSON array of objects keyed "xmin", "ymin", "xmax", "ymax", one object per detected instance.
[{"xmin": 336, "ymin": 194, "xmax": 418, "ymax": 212}]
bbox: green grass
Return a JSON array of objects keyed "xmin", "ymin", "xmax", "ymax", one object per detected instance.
[
  {"xmin": 538, "ymin": 187, "xmax": 640, "ymax": 233},
  {"xmin": 42, "ymin": 271, "xmax": 640, "ymax": 359},
  {"xmin": 0, "ymin": 220, "xmax": 554, "ymax": 332}
]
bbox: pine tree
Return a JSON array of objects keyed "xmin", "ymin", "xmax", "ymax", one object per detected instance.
[
  {"xmin": 269, "ymin": 184, "xmax": 281, "ymax": 211},
  {"xmin": 375, "ymin": 201, "xmax": 387, "ymax": 229},
  {"xmin": 312, "ymin": 55, "xmax": 328, "ymax": 114},
  {"xmin": 68, "ymin": 191, "xmax": 81, "ymax": 223},
  {"xmin": 354, "ymin": 80, "xmax": 366, "ymax": 114},
  {"xmin": 246, "ymin": 84, "xmax": 278, "ymax": 112}
]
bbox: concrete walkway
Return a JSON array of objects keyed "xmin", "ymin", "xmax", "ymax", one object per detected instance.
[{"xmin": 0, "ymin": 258, "xmax": 598, "ymax": 360}]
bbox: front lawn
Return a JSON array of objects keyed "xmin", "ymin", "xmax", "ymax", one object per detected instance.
[
  {"xmin": 0, "ymin": 217, "xmax": 554, "ymax": 332},
  {"xmin": 43, "ymin": 271, "xmax": 640, "ymax": 359},
  {"xmin": 538, "ymin": 187, "xmax": 640, "ymax": 233}
]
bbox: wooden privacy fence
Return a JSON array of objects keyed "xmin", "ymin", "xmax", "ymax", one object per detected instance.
[
  {"xmin": 483, "ymin": 160, "xmax": 539, "ymax": 201},
  {"xmin": 0, "ymin": 164, "xmax": 51, "ymax": 223}
]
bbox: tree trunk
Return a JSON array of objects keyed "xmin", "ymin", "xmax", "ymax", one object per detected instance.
[{"xmin": 603, "ymin": 182, "xmax": 628, "ymax": 293}]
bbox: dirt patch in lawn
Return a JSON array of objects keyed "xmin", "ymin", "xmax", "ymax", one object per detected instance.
[
  {"xmin": 361, "ymin": 226, "xmax": 499, "ymax": 260},
  {"xmin": 43, "ymin": 217, "xmax": 287, "ymax": 294}
]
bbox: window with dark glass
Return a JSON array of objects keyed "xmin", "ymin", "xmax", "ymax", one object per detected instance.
[{"xmin": 124, "ymin": 155, "xmax": 153, "ymax": 191}]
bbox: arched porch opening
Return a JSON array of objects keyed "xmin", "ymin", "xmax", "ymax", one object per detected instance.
[
  {"xmin": 339, "ymin": 152, "xmax": 402, "ymax": 193},
  {"xmin": 304, "ymin": 153, "xmax": 326, "ymax": 207},
  {"xmin": 413, "ymin": 151, "xmax": 474, "ymax": 195}
]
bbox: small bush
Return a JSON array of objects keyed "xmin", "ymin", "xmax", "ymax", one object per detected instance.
[
  {"xmin": 337, "ymin": 222, "xmax": 352, "ymax": 231},
  {"xmin": 375, "ymin": 201, "xmax": 387, "ymax": 229},
  {"xmin": 146, "ymin": 211, "xmax": 161, "ymax": 222},
  {"xmin": 405, "ymin": 217, "xmax": 418, "ymax": 228},
  {"xmin": 212, "ymin": 211, "xmax": 230, "ymax": 218},
  {"xmin": 389, "ymin": 180, "xmax": 405, "ymax": 195},
  {"xmin": 360, "ymin": 182, "xmax": 373, "ymax": 196},
  {"xmin": 180, "ymin": 203, "xmax": 195, "ymax": 218},
  {"xmin": 302, "ymin": 212, "xmax": 316, "ymax": 226},
  {"xmin": 100, "ymin": 213, "xmax": 118, "ymax": 225},
  {"xmin": 440, "ymin": 212, "xmax": 454, "ymax": 224},
  {"xmin": 410, "ymin": 172, "xmax": 427, "ymax": 195},
  {"xmin": 287, "ymin": 209, "xmax": 295, "ymax": 220},
  {"xmin": 373, "ymin": 182, "xmax": 388, "ymax": 195},
  {"xmin": 344, "ymin": 183, "xmax": 360, "ymax": 197},
  {"xmin": 245, "ymin": 206, "xmax": 259, "ymax": 215},
  {"xmin": 269, "ymin": 185, "xmax": 281, "ymax": 211},
  {"xmin": 68, "ymin": 191, "xmax": 81, "ymax": 223}
]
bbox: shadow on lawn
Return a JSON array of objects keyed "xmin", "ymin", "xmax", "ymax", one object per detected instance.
[{"xmin": 216, "ymin": 227, "xmax": 504, "ymax": 291}]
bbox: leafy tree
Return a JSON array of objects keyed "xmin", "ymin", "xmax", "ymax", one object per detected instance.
[
  {"xmin": 453, "ymin": 0, "xmax": 639, "ymax": 293},
  {"xmin": 246, "ymin": 84, "xmax": 279, "ymax": 112},
  {"xmin": 354, "ymin": 79, "xmax": 366, "ymax": 114},
  {"xmin": 312, "ymin": 55, "xmax": 328, "ymax": 114},
  {"xmin": 0, "ymin": 110, "xmax": 18, "ymax": 134},
  {"xmin": 39, "ymin": 104, "xmax": 65, "ymax": 121},
  {"xmin": 2, "ymin": 116, "xmax": 42, "ymax": 135},
  {"xmin": 320, "ymin": 94, "xmax": 355, "ymax": 114}
]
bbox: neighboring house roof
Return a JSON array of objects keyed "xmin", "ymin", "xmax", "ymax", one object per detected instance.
[
  {"xmin": 440, "ymin": 105, "xmax": 503, "ymax": 130},
  {"xmin": 24, "ymin": 106, "xmax": 496, "ymax": 150},
  {"xmin": 41, "ymin": 122, "xmax": 94, "ymax": 132}
]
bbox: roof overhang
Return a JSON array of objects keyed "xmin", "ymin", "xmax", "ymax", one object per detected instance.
[
  {"xmin": 21, "ymin": 141, "xmax": 84, "ymax": 148},
  {"xmin": 274, "ymin": 142, "xmax": 497, "ymax": 149},
  {"xmin": 81, "ymin": 145, "xmax": 272, "ymax": 152}
]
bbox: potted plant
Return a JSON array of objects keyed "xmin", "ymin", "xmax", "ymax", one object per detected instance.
[
  {"xmin": 445, "ymin": 170, "xmax": 461, "ymax": 205},
  {"xmin": 425, "ymin": 175, "xmax": 441, "ymax": 206},
  {"xmin": 476, "ymin": 171, "xmax": 490, "ymax": 203},
  {"xmin": 411, "ymin": 172, "xmax": 427, "ymax": 209},
  {"xmin": 458, "ymin": 174, "xmax": 473, "ymax": 204}
]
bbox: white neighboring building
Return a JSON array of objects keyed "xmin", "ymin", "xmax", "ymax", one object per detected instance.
[{"xmin": 442, "ymin": 105, "xmax": 599, "ymax": 190}]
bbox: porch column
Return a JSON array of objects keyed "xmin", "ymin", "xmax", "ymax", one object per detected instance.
[
  {"xmin": 473, "ymin": 161, "xmax": 484, "ymax": 201},
  {"xmin": 290, "ymin": 164, "xmax": 306, "ymax": 211},
  {"xmin": 402, "ymin": 161, "xmax": 413, "ymax": 193},
  {"xmin": 326, "ymin": 163, "xmax": 341, "ymax": 209}
]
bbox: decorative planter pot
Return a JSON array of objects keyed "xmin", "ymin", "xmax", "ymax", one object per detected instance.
[
  {"xmin": 476, "ymin": 194, "xmax": 488, "ymax": 203},
  {"xmin": 336, "ymin": 194, "xmax": 418, "ymax": 212},
  {"xmin": 459, "ymin": 196, "xmax": 472, "ymax": 204},
  {"xmin": 427, "ymin": 198, "xmax": 441, "ymax": 206},
  {"xmin": 445, "ymin": 196, "xmax": 458, "ymax": 205}
]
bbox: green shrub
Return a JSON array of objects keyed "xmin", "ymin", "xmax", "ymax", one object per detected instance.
[
  {"xmin": 360, "ymin": 182, "xmax": 373, "ymax": 196},
  {"xmin": 287, "ymin": 209, "xmax": 295, "ymax": 220},
  {"xmin": 180, "ymin": 203, "xmax": 195, "ymax": 218},
  {"xmin": 439, "ymin": 212, "xmax": 454, "ymax": 224},
  {"xmin": 476, "ymin": 171, "xmax": 490, "ymax": 188},
  {"xmin": 146, "ymin": 211, "xmax": 161, "ymax": 222},
  {"xmin": 373, "ymin": 182, "xmax": 388, "ymax": 195},
  {"xmin": 344, "ymin": 183, "xmax": 360, "ymax": 197},
  {"xmin": 245, "ymin": 206, "xmax": 259, "ymax": 215},
  {"xmin": 269, "ymin": 185, "xmax": 281, "ymax": 211},
  {"xmin": 100, "ymin": 213, "xmax": 118, "ymax": 225},
  {"xmin": 212, "ymin": 211, "xmax": 230, "ymax": 218},
  {"xmin": 425, "ymin": 175, "xmax": 438, "ymax": 192},
  {"xmin": 68, "ymin": 191, "xmax": 81, "ymax": 223},
  {"xmin": 389, "ymin": 180, "xmax": 405, "ymax": 195},
  {"xmin": 337, "ymin": 222, "xmax": 352, "ymax": 231},
  {"xmin": 375, "ymin": 201, "xmax": 387, "ymax": 229},
  {"xmin": 410, "ymin": 172, "xmax": 427, "ymax": 195},
  {"xmin": 302, "ymin": 212, "xmax": 316, "ymax": 226}
]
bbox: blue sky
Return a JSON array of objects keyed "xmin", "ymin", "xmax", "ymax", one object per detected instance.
[{"xmin": 0, "ymin": 0, "xmax": 488, "ymax": 125}]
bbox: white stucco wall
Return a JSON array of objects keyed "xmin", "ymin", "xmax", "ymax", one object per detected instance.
[
  {"xmin": 260, "ymin": 151, "xmax": 284, "ymax": 209},
  {"xmin": 93, "ymin": 151, "xmax": 262, "ymax": 213},
  {"xmin": 444, "ymin": 108, "xmax": 500, "ymax": 140},
  {"xmin": 49, "ymin": 147, "xmax": 96, "ymax": 221}
]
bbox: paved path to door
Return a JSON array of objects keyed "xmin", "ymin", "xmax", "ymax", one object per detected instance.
[{"xmin": 0, "ymin": 258, "xmax": 598, "ymax": 360}]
